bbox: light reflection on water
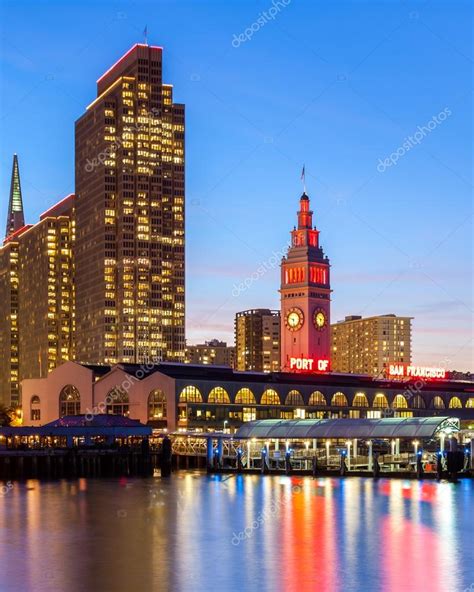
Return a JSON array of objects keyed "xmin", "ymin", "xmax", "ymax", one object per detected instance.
[{"xmin": 0, "ymin": 474, "xmax": 473, "ymax": 592}]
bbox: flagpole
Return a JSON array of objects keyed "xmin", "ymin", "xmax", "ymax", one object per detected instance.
[{"xmin": 301, "ymin": 164, "xmax": 306, "ymax": 194}]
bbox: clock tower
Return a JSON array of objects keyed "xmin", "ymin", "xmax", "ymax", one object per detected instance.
[{"xmin": 280, "ymin": 192, "xmax": 331, "ymax": 371}]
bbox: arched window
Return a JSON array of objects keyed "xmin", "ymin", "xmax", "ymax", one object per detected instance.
[
  {"xmin": 373, "ymin": 393, "xmax": 389, "ymax": 408},
  {"xmin": 235, "ymin": 388, "xmax": 256, "ymax": 405},
  {"xmin": 331, "ymin": 392, "xmax": 348, "ymax": 407},
  {"xmin": 285, "ymin": 390, "xmax": 304, "ymax": 406},
  {"xmin": 352, "ymin": 393, "xmax": 368, "ymax": 407},
  {"xmin": 208, "ymin": 387, "xmax": 231, "ymax": 404},
  {"xmin": 30, "ymin": 395, "xmax": 41, "ymax": 421},
  {"xmin": 411, "ymin": 394, "xmax": 426, "ymax": 409},
  {"xmin": 148, "ymin": 389, "xmax": 167, "ymax": 420},
  {"xmin": 430, "ymin": 395, "xmax": 445, "ymax": 409},
  {"xmin": 106, "ymin": 386, "xmax": 129, "ymax": 416},
  {"xmin": 449, "ymin": 396, "xmax": 462, "ymax": 409},
  {"xmin": 466, "ymin": 398, "xmax": 474, "ymax": 408},
  {"xmin": 179, "ymin": 386, "xmax": 203, "ymax": 403},
  {"xmin": 392, "ymin": 394, "xmax": 408, "ymax": 409},
  {"xmin": 59, "ymin": 385, "xmax": 80, "ymax": 417},
  {"xmin": 309, "ymin": 391, "xmax": 326, "ymax": 406},
  {"xmin": 261, "ymin": 389, "xmax": 281, "ymax": 405}
]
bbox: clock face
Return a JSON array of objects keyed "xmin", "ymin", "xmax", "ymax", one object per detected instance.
[
  {"xmin": 285, "ymin": 308, "xmax": 304, "ymax": 331},
  {"xmin": 313, "ymin": 309, "xmax": 326, "ymax": 330}
]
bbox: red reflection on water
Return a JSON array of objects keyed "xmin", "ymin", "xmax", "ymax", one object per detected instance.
[
  {"xmin": 379, "ymin": 480, "xmax": 439, "ymax": 503},
  {"xmin": 382, "ymin": 516, "xmax": 444, "ymax": 592},
  {"xmin": 279, "ymin": 478, "xmax": 339, "ymax": 592}
]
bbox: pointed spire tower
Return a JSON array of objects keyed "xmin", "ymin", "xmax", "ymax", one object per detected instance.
[{"xmin": 5, "ymin": 154, "xmax": 25, "ymax": 240}]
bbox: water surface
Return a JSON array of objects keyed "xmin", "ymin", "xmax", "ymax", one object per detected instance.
[{"xmin": 0, "ymin": 474, "xmax": 473, "ymax": 591}]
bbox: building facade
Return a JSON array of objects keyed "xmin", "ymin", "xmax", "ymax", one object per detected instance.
[
  {"xmin": 331, "ymin": 314, "xmax": 413, "ymax": 377},
  {"xmin": 0, "ymin": 235, "xmax": 23, "ymax": 406},
  {"xmin": 0, "ymin": 191, "xmax": 75, "ymax": 407},
  {"xmin": 75, "ymin": 43, "xmax": 185, "ymax": 366},
  {"xmin": 185, "ymin": 340, "xmax": 235, "ymax": 368},
  {"xmin": 280, "ymin": 192, "xmax": 331, "ymax": 371},
  {"xmin": 18, "ymin": 196, "xmax": 75, "ymax": 383},
  {"xmin": 21, "ymin": 361, "xmax": 474, "ymax": 430},
  {"xmin": 235, "ymin": 309, "xmax": 280, "ymax": 372}
]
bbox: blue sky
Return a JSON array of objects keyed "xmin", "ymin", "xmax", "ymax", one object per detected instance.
[{"xmin": 0, "ymin": 0, "xmax": 472, "ymax": 370}]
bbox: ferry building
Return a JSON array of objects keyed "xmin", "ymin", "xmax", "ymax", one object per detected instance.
[
  {"xmin": 19, "ymin": 358, "xmax": 474, "ymax": 430},
  {"xmin": 21, "ymin": 192, "xmax": 474, "ymax": 430}
]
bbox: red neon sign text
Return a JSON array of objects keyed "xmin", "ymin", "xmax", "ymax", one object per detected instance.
[
  {"xmin": 289, "ymin": 357, "xmax": 330, "ymax": 373},
  {"xmin": 388, "ymin": 364, "xmax": 446, "ymax": 379}
]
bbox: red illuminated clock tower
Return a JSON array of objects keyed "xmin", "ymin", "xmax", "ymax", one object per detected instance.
[{"xmin": 280, "ymin": 192, "xmax": 331, "ymax": 372}]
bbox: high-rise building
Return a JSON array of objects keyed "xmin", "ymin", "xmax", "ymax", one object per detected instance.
[
  {"xmin": 331, "ymin": 314, "xmax": 413, "ymax": 377},
  {"xmin": 18, "ymin": 195, "xmax": 75, "ymax": 382},
  {"xmin": 280, "ymin": 192, "xmax": 331, "ymax": 372},
  {"xmin": 235, "ymin": 309, "xmax": 280, "ymax": 372},
  {"xmin": 5, "ymin": 154, "xmax": 25, "ymax": 240},
  {"xmin": 0, "ymin": 230, "xmax": 29, "ymax": 407},
  {"xmin": 0, "ymin": 155, "xmax": 28, "ymax": 407},
  {"xmin": 74, "ymin": 43, "xmax": 185, "ymax": 365},
  {"xmin": 185, "ymin": 339, "xmax": 235, "ymax": 367},
  {"xmin": 1, "ymin": 158, "xmax": 75, "ymax": 405}
]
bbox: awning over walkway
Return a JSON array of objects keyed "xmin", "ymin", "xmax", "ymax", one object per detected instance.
[{"xmin": 234, "ymin": 417, "xmax": 459, "ymax": 440}]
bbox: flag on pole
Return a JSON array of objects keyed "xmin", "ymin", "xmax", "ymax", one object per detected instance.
[{"xmin": 301, "ymin": 165, "xmax": 306, "ymax": 192}]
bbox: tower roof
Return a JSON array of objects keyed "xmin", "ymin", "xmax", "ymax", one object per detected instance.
[
  {"xmin": 96, "ymin": 43, "xmax": 163, "ymax": 96},
  {"xmin": 5, "ymin": 154, "xmax": 25, "ymax": 240},
  {"xmin": 297, "ymin": 190, "xmax": 313, "ymax": 230}
]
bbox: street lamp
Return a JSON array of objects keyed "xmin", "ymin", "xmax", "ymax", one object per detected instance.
[
  {"xmin": 223, "ymin": 420, "xmax": 228, "ymax": 433},
  {"xmin": 413, "ymin": 440, "xmax": 419, "ymax": 455},
  {"xmin": 345, "ymin": 440, "xmax": 352, "ymax": 469}
]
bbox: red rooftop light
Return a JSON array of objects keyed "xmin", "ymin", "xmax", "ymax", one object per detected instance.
[
  {"xmin": 96, "ymin": 43, "xmax": 163, "ymax": 85},
  {"xmin": 3, "ymin": 224, "xmax": 32, "ymax": 244},
  {"xmin": 39, "ymin": 194, "xmax": 74, "ymax": 220}
]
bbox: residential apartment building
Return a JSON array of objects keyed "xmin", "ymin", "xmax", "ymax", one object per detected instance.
[
  {"xmin": 331, "ymin": 314, "xmax": 412, "ymax": 377},
  {"xmin": 235, "ymin": 309, "xmax": 280, "ymax": 372},
  {"xmin": 185, "ymin": 339, "xmax": 235, "ymax": 368}
]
